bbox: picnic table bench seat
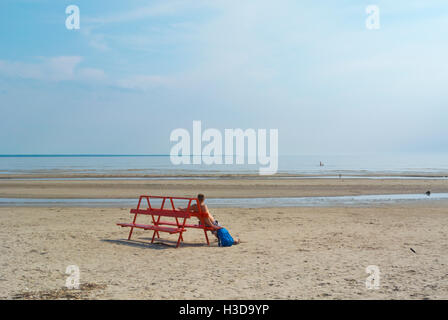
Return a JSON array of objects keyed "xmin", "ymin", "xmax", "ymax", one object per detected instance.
[{"xmin": 116, "ymin": 222, "xmax": 184, "ymax": 234}]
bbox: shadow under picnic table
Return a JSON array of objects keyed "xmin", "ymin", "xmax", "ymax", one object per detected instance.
[{"xmin": 102, "ymin": 238, "xmax": 218, "ymax": 249}]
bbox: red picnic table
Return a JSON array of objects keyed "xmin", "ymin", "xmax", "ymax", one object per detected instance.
[{"xmin": 117, "ymin": 195, "xmax": 215, "ymax": 248}]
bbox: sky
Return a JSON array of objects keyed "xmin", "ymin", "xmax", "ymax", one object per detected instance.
[{"xmin": 0, "ymin": 0, "xmax": 447, "ymax": 155}]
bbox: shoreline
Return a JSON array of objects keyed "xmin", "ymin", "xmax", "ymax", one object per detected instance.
[
  {"xmin": 2, "ymin": 194, "xmax": 448, "ymax": 208},
  {"xmin": 2, "ymin": 171, "xmax": 448, "ymax": 180},
  {"xmin": 1, "ymin": 177, "xmax": 447, "ymax": 199}
]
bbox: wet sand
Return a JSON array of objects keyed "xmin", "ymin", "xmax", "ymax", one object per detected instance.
[{"xmin": 1, "ymin": 177, "xmax": 447, "ymax": 199}]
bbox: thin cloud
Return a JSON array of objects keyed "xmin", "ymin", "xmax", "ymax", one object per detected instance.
[
  {"xmin": 83, "ymin": 0, "xmax": 204, "ymax": 25},
  {"xmin": 116, "ymin": 75, "xmax": 173, "ymax": 91},
  {"xmin": 0, "ymin": 56, "xmax": 82, "ymax": 81},
  {"xmin": 0, "ymin": 56, "xmax": 171, "ymax": 92}
]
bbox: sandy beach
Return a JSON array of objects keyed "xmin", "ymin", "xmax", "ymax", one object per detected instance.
[
  {"xmin": 1, "ymin": 176, "xmax": 448, "ymax": 299},
  {"xmin": 4, "ymin": 0, "xmax": 448, "ymax": 305}
]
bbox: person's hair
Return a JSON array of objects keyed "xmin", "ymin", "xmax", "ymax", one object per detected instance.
[{"xmin": 197, "ymin": 194, "xmax": 205, "ymax": 202}]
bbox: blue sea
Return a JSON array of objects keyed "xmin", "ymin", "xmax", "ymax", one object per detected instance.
[{"xmin": 1, "ymin": 153, "xmax": 448, "ymax": 176}]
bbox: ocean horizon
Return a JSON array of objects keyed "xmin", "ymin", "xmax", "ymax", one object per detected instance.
[{"xmin": 1, "ymin": 153, "xmax": 448, "ymax": 176}]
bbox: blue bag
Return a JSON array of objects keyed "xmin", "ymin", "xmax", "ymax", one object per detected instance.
[{"xmin": 217, "ymin": 228, "xmax": 234, "ymax": 247}]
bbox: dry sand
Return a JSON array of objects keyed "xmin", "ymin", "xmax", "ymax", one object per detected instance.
[{"xmin": 1, "ymin": 203, "xmax": 447, "ymax": 299}]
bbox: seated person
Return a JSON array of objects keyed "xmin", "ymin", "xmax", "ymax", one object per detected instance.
[
  {"xmin": 180, "ymin": 193, "xmax": 221, "ymax": 230},
  {"xmin": 179, "ymin": 193, "xmax": 240, "ymax": 245}
]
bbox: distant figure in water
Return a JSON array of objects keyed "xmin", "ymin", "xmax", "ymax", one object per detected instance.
[
  {"xmin": 319, "ymin": 161, "xmax": 324, "ymax": 167},
  {"xmin": 425, "ymin": 190, "xmax": 431, "ymax": 196}
]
